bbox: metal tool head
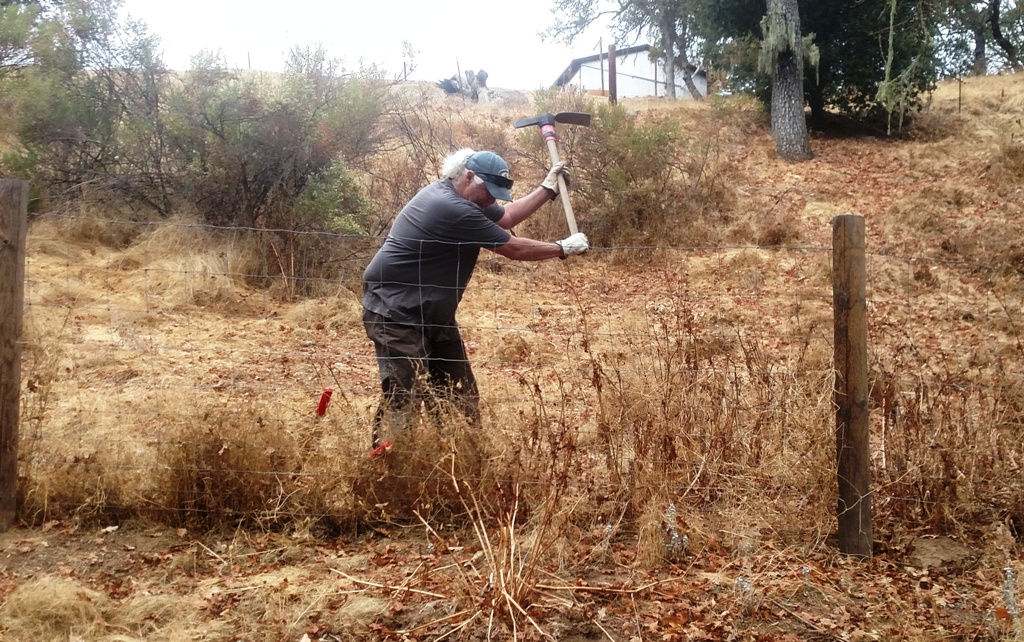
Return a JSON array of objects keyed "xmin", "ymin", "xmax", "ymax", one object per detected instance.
[
  {"xmin": 553, "ymin": 111, "xmax": 592, "ymax": 127},
  {"xmin": 513, "ymin": 111, "xmax": 592, "ymax": 129}
]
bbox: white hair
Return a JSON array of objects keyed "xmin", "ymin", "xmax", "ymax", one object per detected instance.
[{"xmin": 441, "ymin": 148, "xmax": 476, "ymax": 179}]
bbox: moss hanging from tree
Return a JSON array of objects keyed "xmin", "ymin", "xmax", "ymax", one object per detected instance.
[
  {"xmin": 876, "ymin": 0, "xmax": 933, "ymax": 134},
  {"xmin": 758, "ymin": 11, "xmax": 820, "ymax": 82}
]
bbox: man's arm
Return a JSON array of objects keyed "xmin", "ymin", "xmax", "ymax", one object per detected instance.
[
  {"xmin": 489, "ymin": 232, "xmax": 589, "ymax": 262},
  {"xmin": 494, "ymin": 163, "xmax": 567, "ymax": 229},
  {"xmin": 489, "ymin": 234, "xmax": 565, "ymax": 261},
  {"xmin": 494, "ymin": 186, "xmax": 554, "ymax": 230}
]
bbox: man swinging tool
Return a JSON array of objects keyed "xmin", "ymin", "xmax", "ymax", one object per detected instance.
[{"xmin": 362, "ymin": 148, "xmax": 589, "ymax": 448}]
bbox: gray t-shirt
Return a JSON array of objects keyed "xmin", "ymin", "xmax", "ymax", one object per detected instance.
[{"xmin": 362, "ymin": 179, "xmax": 511, "ymax": 327}]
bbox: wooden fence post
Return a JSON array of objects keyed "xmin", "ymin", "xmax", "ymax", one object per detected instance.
[
  {"xmin": 832, "ymin": 214, "xmax": 872, "ymax": 558},
  {"xmin": 0, "ymin": 179, "xmax": 27, "ymax": 531},
  {"xmin": 607, "ymin": 44, "xmax": 617, "ymax": 105}
]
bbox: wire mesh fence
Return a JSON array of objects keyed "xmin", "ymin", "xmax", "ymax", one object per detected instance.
[{"xmin": 17, "ymin": 213, "xmax": 1024, "ymax": 533}]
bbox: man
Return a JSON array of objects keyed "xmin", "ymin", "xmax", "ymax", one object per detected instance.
[{"xmin": 362, "ymin": 148, "xmax": 589, "ymax": 446}]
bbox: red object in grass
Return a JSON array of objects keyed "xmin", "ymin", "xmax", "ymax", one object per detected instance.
[
  {"xmin": 315, "ymin": 387, "xmax": 333, "ymax": 416},
  {"xmin": 370, "ymin": 441, "xmax": 392, "ymax": 459}
]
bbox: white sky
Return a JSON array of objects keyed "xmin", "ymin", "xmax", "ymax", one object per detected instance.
[{"xmin": 119, "ymin": 0, "xmax": 618, "ymax": 90}]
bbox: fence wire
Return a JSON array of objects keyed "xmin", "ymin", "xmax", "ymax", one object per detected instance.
[{"xmin": 18, "ymin": 215, "xmax": 1024, "ymax": 529}]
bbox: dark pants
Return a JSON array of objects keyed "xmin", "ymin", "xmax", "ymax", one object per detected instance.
[{"xmin": 363, "ymin": 309, "xmax": 480, "ymax": 445}]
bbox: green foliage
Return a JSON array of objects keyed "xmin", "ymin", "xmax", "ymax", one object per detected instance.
[
  {"xmin": 934, "ymin": 0, "xmax": 992, "ymax": 77},
  {"xmin": 967, "ymin": 0, "xmax": 1023, "ymax": 72},
  {"xmin": 162, "ymin": 49, "xmax": 395, "ymax": 294},
  {"xmin": 0, "ymin": 3, "xmax": 397, "ymax": 292},
  {"xmin": 805, "ymin": 0, "xmax": 936, "ymax": 124},
  {"xmin": 517, "ymin": 90, "xmax": 733, "ymax": 246},
  {"xmin": 581, "ymin": 105, "xmax": 674, "ymax": 246},
  {"xmin": 166, "ymin": 66, "xmax": 303, "ymax": 227},
  {"xmin": 705, "ymin": 0, "xmax": 937, "ymax": 127},
  {"xmin": 159, "ymin": 48, "xmax": 389, "ymax": 235},
  {"xmin": 319, "ymin": 74, "xmax": 393, "ymax": 167},
  {"xmin": 292, "ymin": 158, "xmax": 369, "ymax": 234},
  {"xmin": 1, "ymin": 3, "xmax": 390, "ymax": 231},
  {"xmin": 877, "ymin": 0, "xmax": 935, "ymax": 133},
  {"xmin": 572, "ymin": 103, "xmax": 699, "ymax": 247},
  {"xmin": 0, "ymin": 1, "xmax": 39, "ymax": 80},
  {"xmin": 1, "ymin": 0, "xmax": 166, "ymax": 209}
]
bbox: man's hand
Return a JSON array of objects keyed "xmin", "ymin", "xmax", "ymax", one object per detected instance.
[
  {"xmin": 556, "ymin": 232, "xmax": 589, "ymax": 258},
  {"xmin": 541, "ymin": 162, "xmax": 568, "ymax": 199}
]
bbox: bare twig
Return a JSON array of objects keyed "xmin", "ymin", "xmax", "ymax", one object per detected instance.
[
  {"xmin": 397, "ymin": 609, "xmax": 475, "ymax": 635},
  {"xmin": 536, "ymin": 574, "xmax": 688, "ymax": 595},
  {"xmin": 594, "ymin": 618, "xmax": 619, "ymax": 642},
  {"xmin": 291, "ymin": 590, "xmax": 328, "ymax": 626},
  {"xmin": 430, "ymin": 612, "xmax": 481, "ymax": 642},
  {"xmin": 329, "ymin": 568, "xmax": 447, "ymax": 598},
  {"xmin": 632, "ymin": 595, "xmax": 644, "ymax": 642},
  {"xmin": 502, "ymin": 588, "xmax": 553, "ymax": 640},
  {"xmin": 414, "ymin": 509, "xmax": 478, "ymax": 593},
  {"xmin": 197, "ymin": 542, "xmax": 227, "ymax": 566}
]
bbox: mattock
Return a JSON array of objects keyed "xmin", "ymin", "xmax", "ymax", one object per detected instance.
[{"xmin": 513, "ymin": 111, "xmax": 592, "ymax": 234}]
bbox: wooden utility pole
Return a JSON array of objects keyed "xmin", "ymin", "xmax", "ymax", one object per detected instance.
[
  {"xmin": 832, "ymin": 214, "xmax": 872, "ymax": 558},
  {"xmin": 0, "ymin": 179, "xmax": 27, "ymax": 531},
  {"xmin": 607, "ymin": 44, "xmax": 617, "ymax": 104}
]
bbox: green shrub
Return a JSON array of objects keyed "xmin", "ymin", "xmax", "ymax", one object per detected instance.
[
  {"xmin": 513, "ymin": 92, "xmax": 735, "ymax": 248},
  {"xmin": 292, "ymin": 158, "xmax": 369, "ymax": 234}
]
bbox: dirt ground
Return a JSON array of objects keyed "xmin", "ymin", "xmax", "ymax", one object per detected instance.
[
  {"xmin": 0, "ymin": 515, "xmax": 1012, "ymax": 641},
  {"xmin": 3, "ymin": 75, "xmax": 1024, "ymax": 640}
]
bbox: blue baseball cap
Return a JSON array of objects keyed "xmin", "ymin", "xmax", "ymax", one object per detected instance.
[{"xmin": 466, "ymin": 151, "xmax": 514, "ymax": 201}]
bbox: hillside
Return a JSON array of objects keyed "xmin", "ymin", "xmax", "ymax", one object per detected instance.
[{"xmin": 2, "ymin": 74, "xmax": 1024, "ymax": 641}]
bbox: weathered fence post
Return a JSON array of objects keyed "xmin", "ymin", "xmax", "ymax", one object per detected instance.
[
  {"xmin": 607, "ymin": 44, "xmax": 617, "ymax": 105},
  {"xmin": 832, "ymin": 214, "xmax": 872, "ymax": 558},
  {"xmin": 0, "ymin": 179, "xmax": 27, "ymax": 532}
]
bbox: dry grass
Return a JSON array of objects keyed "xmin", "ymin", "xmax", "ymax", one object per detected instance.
[
  {"xmin": 7, "ymin": 75, "xmax": 1024, "ymax": 640},
  {"xmin": 2, "ymin": 575, "xmax": 112, "ymax": 641}
]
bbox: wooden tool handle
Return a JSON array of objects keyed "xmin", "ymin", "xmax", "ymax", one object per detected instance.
[{"xmin": 545, "ymin": 138, "xmax": 577, "ymax": 235}]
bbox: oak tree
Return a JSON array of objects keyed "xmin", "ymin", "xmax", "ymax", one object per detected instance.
[{"xmin": 761, "ymin": 0, "xmax": 813, "ymax": 160}]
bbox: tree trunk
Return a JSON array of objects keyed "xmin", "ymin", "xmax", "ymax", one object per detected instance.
[
  {"xmin": 972, "ymin": 23, "xmax": 988, "ymax": 75},
  {"xmin": 807, "ymin": 86, "xmax": 826, "ymax": 129},
  {"xmin": 679, "ymin": 65, "xmax": 704, "ymax": 100},
  {"xmin": 769, "ymin": 0, "xmax": 813, "ymax": 161},
  {"xmin": 966, "ymin": 2, "xmax": 991, "ymax": 75},
  {"xmin": 661, "ymin": 14, "xmax": 678, "ymax": 99},
  {"xmin": 676, "ymin": 16, "xmax": 705, "ymax": 100},
  {"xmin": 990, "ymin": 0, "xmax": 1023, "ymax": 70}
]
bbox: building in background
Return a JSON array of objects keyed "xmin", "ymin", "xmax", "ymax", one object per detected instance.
[{"xmin": 553, "ymin": 44, "xmax": 707, "ymax": 99}]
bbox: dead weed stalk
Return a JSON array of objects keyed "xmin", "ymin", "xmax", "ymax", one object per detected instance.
[{"xmin": 412, "ymin": 445, "xmax": 573, "ymax": 640}]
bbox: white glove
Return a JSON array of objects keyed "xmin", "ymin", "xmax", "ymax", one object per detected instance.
[
  {"xmin": 556, "ymin": 232, "xmax": 589, "ymax": 258},
  {"xmin": 541, "ymin": 161, "xmax": 568, "ymax": 198}
]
